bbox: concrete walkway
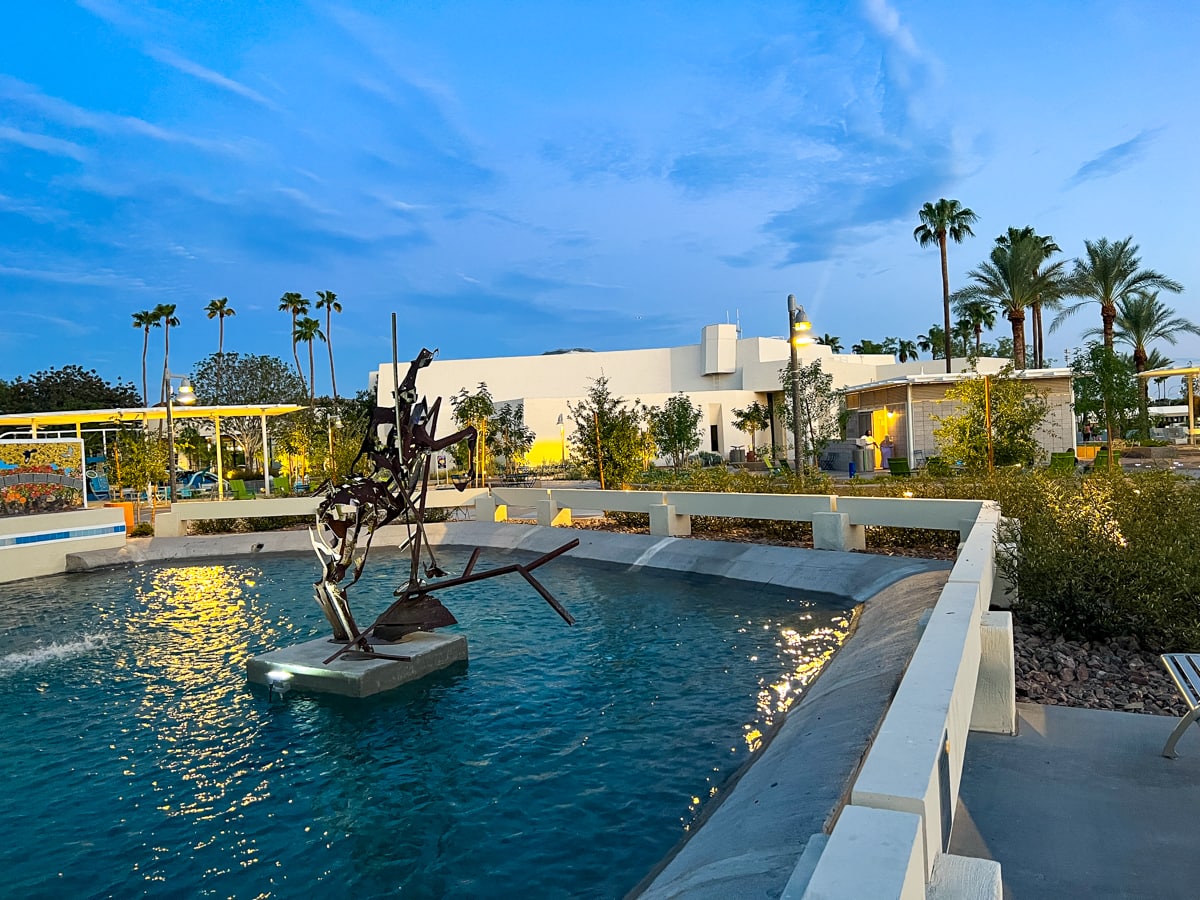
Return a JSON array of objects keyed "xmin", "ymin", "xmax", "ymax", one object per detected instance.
[{"xmin": 950, "ymin": 702, "xmax": 1200, "ymax": 899}]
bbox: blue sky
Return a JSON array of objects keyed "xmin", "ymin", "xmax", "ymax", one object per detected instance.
[{"xmin": 1, "ymin": 1, "xmax": 1198, "ymax": 397}]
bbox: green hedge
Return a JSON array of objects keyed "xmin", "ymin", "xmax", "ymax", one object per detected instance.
[{"xmin": 636, "ymin": 467, "xmax": 1200, "ymax": 650}]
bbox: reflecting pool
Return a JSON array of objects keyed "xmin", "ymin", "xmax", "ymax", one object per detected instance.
[{"xmin": 0, "ymin": 550, "xmax": 851, "ymax": 898}]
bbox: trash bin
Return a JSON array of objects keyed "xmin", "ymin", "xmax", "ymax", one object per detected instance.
[
  {"xmin": 729, "ymin": 448, "xmax": 746, "ymax": 463},
  {"xmin": 105, "ymin": 501, "xmax": 135, "ymax": 533},
  {"xmin": 852, "ymin": 448, "xmax": 874, "ymax": 475}
]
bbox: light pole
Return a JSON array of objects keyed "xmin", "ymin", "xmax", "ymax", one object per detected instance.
[
  {"xmin": 787, "ymin": 294, "xmax": 813, "ymax": 471},
  {"xmin": 557, "ymin": 414, "xmax": 565, "ymax": 467},
  {"xmin": 163, "ymin": 373, "xmax": 196, "ymax": 502},
  {"xmin": 323, "ymin": 411, "xmax": 341, "ymax": 477}
]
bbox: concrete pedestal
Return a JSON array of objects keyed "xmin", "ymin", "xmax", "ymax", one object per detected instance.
[{"xmin": 247, "ymin": 631, "xmax": 468, "ymax": 698}]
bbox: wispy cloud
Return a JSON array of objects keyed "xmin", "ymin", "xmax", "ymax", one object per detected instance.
[
  {"xmin": 1067, "ymin": 129, "xmax": 1162, "ymax": 188},
  {"xmin": 0, "ymin": 125, "xmax": 87, "ymax": 161},
  {"xmin": 0, "ymin": 76, "xmax": 243, "ymax": 155},
  {"xmin": 861, "ymin": 0, "xmax": 922, "ymax": 59},
  {"xmin": 145, "ymin": 46, "xmax": 277, "ymax": 109},
  {"xmin": 0, "ymin": 263, "xmax": 150, "ymax": 291}
]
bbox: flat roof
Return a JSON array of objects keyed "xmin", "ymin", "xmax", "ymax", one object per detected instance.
[
  {"xmin": 1139, "ymin": 365, "xmax": 1200, "ymax": 378},
  {"xmin": 842, "ymin": 368, "xmax": 1072, "ymax": 393},
  {"xmin": 0, "ymin": 404, "xmax": 305, "ymax": 429}
]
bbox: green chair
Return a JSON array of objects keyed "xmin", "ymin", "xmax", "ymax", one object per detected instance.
[
  {"xmin": 887, "ymin": 457, "xmax": 912, "ymax": 477},
  {"xmin": 1048, "ymin": 451, "xmax": 1077, "ymax": 475},
  {"xmin": 271, "ymin": 475, "xmax": 290, "ymax": 495},
  {"xmin": 925, "ymin": 456, "xmax": 950, "ymax": 477},
  {"xmin": 1092, "ymin": 449, "xmax": 1121, "ymax": 470},
  {"xmin": 229, "ymin": 479, "xmax": 254, "ymax": 500}
]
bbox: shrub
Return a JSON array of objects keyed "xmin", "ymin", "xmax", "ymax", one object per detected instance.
[{"xmin": 128, "ymin": 523, "xmax": 154, "ymax": 537}]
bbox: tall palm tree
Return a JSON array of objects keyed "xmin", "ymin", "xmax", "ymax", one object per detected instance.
[
  {"xmin": 954, "ymin": 233, "xmax": 1069, "ymax": 368},
  {"xmin": 914, "ymin": 199, "xmax": 979, "ymax": 372},
  {"xmin": 953, "ymin": 295, "xmax": 997, "ymax": 355},
  {"xmin": 996, "ymin": 227, "xmax": 1060, "ymax": 367},
  {"xmin": 314, "ymin": 290, "xmax": 342, "ymax": 407},
  {"xmin": 294, "ymin": 316, "xmax": 325, "ymax": 406},
  {"xmin": 816, "ymin": 333, "xmax": 843, "ymax": 353},
  {"xmin": 154, "ymin": 303, "xmax": 179, "ymax": 403},
  {"xmin": 1053, "ymin": 236, "xmax": 1184, "ymax": 351},
  {"xmin": 205, "ymin": 297, "xmax": 236, "ymax": 398},
  {"xmin": 896, "ymin": 338, "xmax": 919, "ymax": 363},
  {"xmin": 1086, "ymin": 291, "xmax": 1200, "ymax": 407},
  {"xmin": 279, "ymin": 291, "xmax": 310, "ymax": 390},
  {"xmin": 131, "ymin": 309, "xmax": 161, "ymax": 406}
]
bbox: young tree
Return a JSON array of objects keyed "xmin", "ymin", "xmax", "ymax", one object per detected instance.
[
  {"xmin": 932, "ymin": 367, "xmax": 1050, "ymax": 470},
  {"xmin": 1071, "ymin": 344, "xmax": 1140, "ymax": 456},
  {"xmin": 731, "ymin": 400, "xmax": 772, "ymax": 457},
  {"xmin": 650, "ymin": 393, "xmax": 703, "ymax": 469},
  {"xmin": 914, "ymin": 198, "xmax": 979, "ymax": 372},
  {"xmin": 776, "ymin": 360, "xmax": 840, "ymax": 469},
  {"xmin": 490, "ymin": 402, "xmax": 536, "ymax": 473},
  {"xmin": 568, "ymin": 376, "xmax": 648, "ymax": 488},
  {"xmin": 450, "ymin": 383, "xmax": 496, "ymax": 483}
]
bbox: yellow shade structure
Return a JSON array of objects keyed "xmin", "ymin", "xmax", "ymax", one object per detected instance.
[{"xmin": 0, "ymin": 404, "xmax": 305, "ymax": 499}]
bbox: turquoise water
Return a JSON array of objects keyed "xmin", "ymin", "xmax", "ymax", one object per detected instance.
[{"xmin": 0, "ymin": 550, "xmax": 850, "ymax": 899}]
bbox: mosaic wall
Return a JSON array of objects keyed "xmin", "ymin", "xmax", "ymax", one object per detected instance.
[{"xmin": 0, "ymin": 439, "xmax": 85, "ymax": 517}]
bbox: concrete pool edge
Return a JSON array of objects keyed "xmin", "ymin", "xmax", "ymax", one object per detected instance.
[{"xmin": 66, "ymin": 521, "xmax": 951, "ymax": 606}]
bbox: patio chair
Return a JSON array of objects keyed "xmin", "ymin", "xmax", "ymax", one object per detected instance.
[
  {"xmin": 228, "ymin": 479, "xmax": 254, "ymax": 500},
  {"xmin": 271, "ymin": 475, "xmax": 290, "ymax": 495},
  {"xmin": 87, "ymin": 475, "xmax": 110, "ymax": 501},
  {"xmin": 887, "ymin": 457, "xmax": 912, "ymax": 477},
  {"xmin": 1048, "ymin": 451, "xmax": 1077, "ymax": 475}
]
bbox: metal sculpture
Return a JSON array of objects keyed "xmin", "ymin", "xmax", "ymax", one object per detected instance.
[{"xmin": 310, "ymin": 321, "xmax": 576, "ymax": 666}]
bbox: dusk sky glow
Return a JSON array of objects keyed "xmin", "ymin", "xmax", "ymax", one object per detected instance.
[{"xmin": 2, "ymin": 1, "xmax": 1198, "ymax": 396}]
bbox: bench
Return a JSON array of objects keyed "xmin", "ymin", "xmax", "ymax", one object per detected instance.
[{"xmin": 1160, "ymin": 654, "xmax": 1200, "ymax": 758}]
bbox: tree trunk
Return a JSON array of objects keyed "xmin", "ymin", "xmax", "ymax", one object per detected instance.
[
  {"xmin": 974, "ymin": 324, "xmax": 982, "ymax": 355},
  {"xmin": 1031, "ymin": 301, "xmax": 1042, "ymax": 368},
  {"xmin": 161, "ymin": 325, "xmax": 171, "ymax": 403},
  {"xmin": 141, "ymin": 331, "xmax": 149, "ymax": 407},
  {"xmin": 217, "ymin": 319, "xmax": 224, "ymax": 400},
  {"xmin": 291, "ymin": 313, "xmax": 307, "ymax": 398},
  {"xmin": 326, "ymin": 310, "xmax": 339, "ymax": 406},
  {"xmin": 940, "ymin": 232, "xmax": 952, "ymax": 373},
  {"xmin": 1101, "ymin": 303, "xmax": 1116, "ymax": 352},
  {"xmin": 1008, "ymin": 309, "xmax": 1026, "ymax": 369},
  {"xmin": 307, "ymin": 342, "xmax": 316, "ymax": 406}
]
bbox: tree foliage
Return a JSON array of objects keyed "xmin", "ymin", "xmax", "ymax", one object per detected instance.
[
  {"xmin": 933, "ymin": 366, "xmax": 1050, "ymax": 469},
  {"xmin": 776, "ymin": 360, "xmax": 840, "ymax": 469},
  {"xmin": 731, "ymin": 400, "xmax": 772, "ymax": 454},
  {"xmin": 1071, "ymin": 344, "xmax": 1140, "ymax": 445},
  {"xmin": 650, "ymin": 393, "xmax": 703, "ymax": 468},
  {"xmin": 191, "ymin": 352, "xmax": 305, "ymax": 473},
  {"xmin": 0, "ymin": 365, "xmax": 141, "ymax": 413},
  {"xmin": 568, "ymin": 377, "xmax": 649, "ymax": 487}
]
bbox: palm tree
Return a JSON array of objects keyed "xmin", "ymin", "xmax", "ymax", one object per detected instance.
[
  {"xmin": 131, "ymin": 309, "xmax": 161, "ymax": 406},
  {"xmin": 953, "ymin": 295, "xmax": 997, "ymax": 355},
  {"xmin": 954, "ymin": 234, "xmax": 1069, "ymax": 368},
  {"xmin": 1053, "ymin": 236, "xmax": 1184, "ymax": 351},
  {"xmin": 952, "ymin": 318, "xmax": 974, "ymax": 358},
  {"xmin": 294, "ymin": 316, "xmax": 325, "ymax": 406},
  {"xmin": 315, "ymin": 290, "xmax": 342, "ymax": 407},
  {"xmin": 997, "ymin": 227, "xmax": 1060, "ymax": 367},
  {"xmin": 279, "ymin": 291, "xmax": 310, "ymax": 390},
  {"xmin": 896, "ymin": 338, "xmax": 919, "ymax": 363},
  {"xmin": 1086, "ymin": 291, "xmax": 1200, "ymax": 408},
  {"xmin": 816, "ymin": 333, "xmax": 843, "ymax": 353},
  {"xmin": 205, "ymin": 297, "xmax": 236, "ymax": 398},
  {"xmin": 154, "ymin": 303, "xmax": 179, "ymax": 402},
  {"xmin": 914, "ymin": 199, "xmax": 979, "ymax": 372},
  {"xmin": 917, "ymin": 326, "xmax": 943, "ymax": 358}
]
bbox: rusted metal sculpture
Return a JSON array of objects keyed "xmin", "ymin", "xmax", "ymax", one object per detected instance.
[{"xmin": 310, "ymin": 322, "xmax": 576, "ymax": 666}]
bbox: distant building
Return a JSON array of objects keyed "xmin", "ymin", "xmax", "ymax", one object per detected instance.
[
  {"xmin": 376, "ymin": 326, "xmax": 1018, "ymax": 467},
  {"xmin": 842, "ymin": 370, "xmax": 1076, "ymax": 468}
]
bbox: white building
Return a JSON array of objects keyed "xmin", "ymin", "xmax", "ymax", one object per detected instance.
[{"xmin": 374, "ymin": 325, "xmax": 1010, "ymax": 466}]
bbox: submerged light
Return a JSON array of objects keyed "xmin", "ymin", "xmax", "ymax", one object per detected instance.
[{"xmin": 266, "ymin": 669, "xmax": 293, "ymax": 701}]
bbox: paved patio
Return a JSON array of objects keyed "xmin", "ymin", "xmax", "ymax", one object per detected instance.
[{"xmin": 950, "ymin": 702, "xmax": 1200, "ymax": 899}]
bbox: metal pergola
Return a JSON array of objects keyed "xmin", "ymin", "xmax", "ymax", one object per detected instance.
[{"xmin": 1138, "ymin": 366, "xmax": 1199, "ymax": 445}]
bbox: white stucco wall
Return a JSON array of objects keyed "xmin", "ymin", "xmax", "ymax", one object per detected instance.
[{"xmin": 376, "ymin": 329, "xmax": 1011, "ymax": 464}]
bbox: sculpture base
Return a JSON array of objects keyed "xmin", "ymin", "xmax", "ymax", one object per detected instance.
[{"xmin": 246, "ymin": 631, "xmax": 468, "ymax": 698}]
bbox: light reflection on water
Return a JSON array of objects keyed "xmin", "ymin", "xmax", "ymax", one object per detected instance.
[{"xmin": 0, "ymin": 552, "xmax": 851, "ymax": 898}]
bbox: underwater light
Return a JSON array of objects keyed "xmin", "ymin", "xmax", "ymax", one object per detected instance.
[{"xmin": 266, "ymin": 669, "xmax": 293, "ymax": 701}]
